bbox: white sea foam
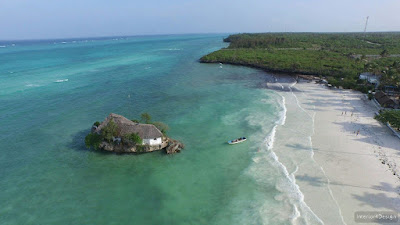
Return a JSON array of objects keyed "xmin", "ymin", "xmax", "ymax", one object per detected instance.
[
  {"xmin": 161, "ymin": 48, "xmax": 182, "ymax": 51},
  {"xmin": 266, "ymin": 127, "xmax": 324, "ymax": 224},
  {"xmin": 222, "ymin": 87, "xmax": 324, "ymax": 224},
  {"xmin": 255, "ymin": 92, "xmax": 323, "ymax": 225},
  {"xmin": 221, "ymin": 109, "xmax": 246, "ymax": 126},
  {"xmin": 0, "ymin": 45, "xmax": 6, "ymax": 48},
  {"xmin": 278, "ymin": 95, "xmax": 287, "ymax": 126},
  {"xmin": 25, "ymin": 84, "xmax": 40, "ymax": 87},
  {"xmin": 291, "ymin": 204, "xmax": 301, "ymax": 224},
  {"xmin": 290, "ymin": 166, "xmax": 301, "ymax": 223},
  {"xmin": 226, "ymin": 91, "xmax": 318, "ymax": 224},
  {"xmin": 54, "ymin": 79, "xmax": 68, "ymax": 83}
]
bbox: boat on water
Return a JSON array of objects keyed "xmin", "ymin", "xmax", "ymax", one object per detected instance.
[{"xmin": 228, "ymin": 137, "xmax": 247, "ymax": 145}]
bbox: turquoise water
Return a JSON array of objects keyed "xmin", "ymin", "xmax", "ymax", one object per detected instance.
[{"xmin": 0, "ymin": 35, "xmax": 304, "ymax": 224}]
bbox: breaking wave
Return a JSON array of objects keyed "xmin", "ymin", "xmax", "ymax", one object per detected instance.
[{"xmin": 54, "ymin": 79, "xmax": 68, "ymax": 83}]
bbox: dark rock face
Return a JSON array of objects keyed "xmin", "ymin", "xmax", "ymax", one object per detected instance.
[
  {"xmin": 165, "ymin": 139, "xmax": 185, "ymax": 154},
  {"xmin": 98, "ymin": 138, "xmax": 184, "ymax": 154},
  {"xmin": 98, "ymin": 141, "xmax": 137, "ymax": 153},
  {"xmin": 91, "ymin": 125, "xmax": 98, "ymax": 133}
]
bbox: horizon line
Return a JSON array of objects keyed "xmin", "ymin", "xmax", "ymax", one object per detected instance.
[{"xmin": 1, "ymin": 30, "xmax": 400, "ymax": 42}]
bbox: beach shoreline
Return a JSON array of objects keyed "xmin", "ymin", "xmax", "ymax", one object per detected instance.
[{"xmin": 269, "ymin": 77, "xmax": 400, "ymax": 224}]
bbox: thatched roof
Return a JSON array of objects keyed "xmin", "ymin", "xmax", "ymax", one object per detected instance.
[
  {"xmin": 375, "ymin": 91, "xmax": 386, "ymax": 100},
  {"xmin": 377, "ymin": 96, "xmax": 396, "ymax": 106},
  {"xmin": 96, "ymin": 113, "xmax": 163, "ymax": 139},
  {"xmin": 374, "ymin": 91, "xmax": 397, "ymax": 108}
]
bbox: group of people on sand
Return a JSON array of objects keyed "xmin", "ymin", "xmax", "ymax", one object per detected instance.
[
  {"xmin": 341, "ymin": 111, "xmax": 360, "ymax": 135},
  {"xmin": 341, "ymin": 111, "xmax": 354, "ymax": 117}
]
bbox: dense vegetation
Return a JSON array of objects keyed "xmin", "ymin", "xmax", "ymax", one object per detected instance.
[
  {"xmin": 85, "ymin": 120, "xmax": 120, "ymax": 150},
  {"xmin": 222, "ymin": 33, "xmax": 400, "ymax": 54},
  {"xmin": 84, "ymin": 132, "xmax": 102, "ymax": 150},
  {"xmin": 375, "ymin": 110, "xmax": 400, "ymax": 130},
  {"xmin": 124, "ymin": 133, "xmax": 143, "ymax": 145},
  {"xmin": 133, "ymin": 112, "xmax": 169, "ymax": 135},
  {"xmin": 201, "ymin": 32, "xmax": 400, "ymax": 91},
  {"xmin": 140, "ymin": 113, "xmax": 152, "ymax": 124},
  {"xmin": 102, "ymin": 120, "xmax": 119, "ymax": 142}
]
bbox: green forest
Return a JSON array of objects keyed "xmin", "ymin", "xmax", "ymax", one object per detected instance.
[
  {"xmin": 375, "ymin": 110, "xmax": 400, "ymax": 130},
  {"xmin": 201, "ymin": 33, "xmax": 400, "ymax": 91}
]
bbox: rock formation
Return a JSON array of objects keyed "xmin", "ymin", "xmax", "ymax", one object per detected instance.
[{"xmin": 86, "ymin": 113, "xmax": 184, "ymax": 154}]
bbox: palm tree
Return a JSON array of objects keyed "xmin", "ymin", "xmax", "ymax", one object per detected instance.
[
  {"xmin": 380, "ymin": 49, "xmax": 389, "ymax": 58},
  {"xmin": 365, "ymin": 62, "xmax": 381, "ymax": 75},
  {"xmin": 380, "ymin": 68, "xmax": 400, "ymax": 86},
  {"xmin": 141, "ymin": 113, "xmax": 152, "ymax": 124}
]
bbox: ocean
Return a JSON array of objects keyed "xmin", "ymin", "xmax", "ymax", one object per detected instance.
[{"xmin": 0, "ymin": 34, "xmax": 322, "ymax": 224}]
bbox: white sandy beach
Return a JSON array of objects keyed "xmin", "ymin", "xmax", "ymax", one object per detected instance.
[{"xmin": 270, "ymin": 78, "xmax": 400, "ymax": 225}]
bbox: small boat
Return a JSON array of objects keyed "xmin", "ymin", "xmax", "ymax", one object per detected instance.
[{"xmin": 228, "ymin": 137, "xmax": 247, "ymax": 145}]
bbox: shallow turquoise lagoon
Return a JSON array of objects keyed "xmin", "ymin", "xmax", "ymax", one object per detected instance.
[{"xmin": 0, "ymin": 35, "xmax": 297, "ymax": 225}]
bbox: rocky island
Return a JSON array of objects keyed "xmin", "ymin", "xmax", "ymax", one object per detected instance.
[{"xmin": 85, "ymin": 113, "xmax": 184, "ymax": 154}]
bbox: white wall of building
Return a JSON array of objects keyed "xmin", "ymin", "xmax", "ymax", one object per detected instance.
[{"xmin": 143, "ymin": 137, "xmax": 162, "ymax": 146}]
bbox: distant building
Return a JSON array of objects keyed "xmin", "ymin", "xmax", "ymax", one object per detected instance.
[
  {"xmin": 359, "ymin": 72, "xmax": 379, "ymax": 86},
  {"xmin": 383, "ymin": 85, "xmax": 400, "ymax": 96},
  {"xmin": 375, "ymin": 91, "xmax": 399, "ymax": 109}
]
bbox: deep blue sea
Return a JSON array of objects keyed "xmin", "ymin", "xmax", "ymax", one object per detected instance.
[{"xmin": 0, "ymin": 34, "xmax": 320, "ymax": 224}]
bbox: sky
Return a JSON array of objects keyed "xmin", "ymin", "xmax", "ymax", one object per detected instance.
[{"xmin": 1, "ymin": 0, "xmax": 400, "ymax": 40}]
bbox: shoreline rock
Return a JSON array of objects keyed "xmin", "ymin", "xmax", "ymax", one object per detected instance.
[{"xmin": 166, "ymin": 139, "xmax": 185, "ymax": 154}]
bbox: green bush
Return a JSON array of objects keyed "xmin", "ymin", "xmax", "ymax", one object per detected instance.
[
  {"xmin": 141, "ymin": 113, "xmax": 152, "ymax": 124},
  {"xmin": 375, "ymin": 110, "xmax": 400, "ymax": 130},
  {"xmin": 380, "ymin": 49, "xmax": 389, "ymax": 57},
  {"xmin": 151, "ymin": 121, "xmax": 169, "ymax": 135},
  {"xmin": 355, "ymin": 85, "xmax": 371, "ymax": 94},
  {"xmin": 356, "ymin": 79, "xmax": 365, "ymax": 84},
  {"xmin": 102, "ymin": 119, "xmax": 119, "ymax": 142},
  {"xmin": 327, "ymin": 77, "xmax": 339, "ymax": 87},
  {"xmin": 85, "ymin": 133, "xmax": 103, "ymax": 150},
  {"xmin": 93, "ymin": 121, "xmax": 100, "ymax": 127},
  {"xmin": 136, "ymin": 145, "xmax": 145, "ymax": 153},
  {"xmin": 124, "ymin": 133, "xmax": 143, "ymax": 145}
]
